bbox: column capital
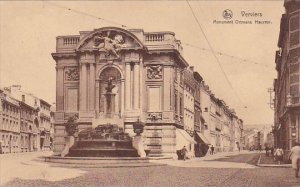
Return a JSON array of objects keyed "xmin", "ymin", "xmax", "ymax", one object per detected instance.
[
  {"xmin": 56, "ymin": 66, "xmax": 64, "ymax": 70},
  {"xmin": 79, "ymin": 60, "xmax": 88, "ymax": 64}
]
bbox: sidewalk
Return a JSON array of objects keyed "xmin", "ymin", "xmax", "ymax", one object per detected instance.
[
  {"xmin": 256, "ymin": 153, "xmax": 291, "ymax": 168},
  {"xmin": 196, "ymin": 150, "xmax": 251, "ymax": 161},
  {"xmin": 149, "ymin": 150, "xmax": 258, "ymax": 169},
  {"xmin": 0, "ymin": 151, "xmax": 53, "ymax": 159}
]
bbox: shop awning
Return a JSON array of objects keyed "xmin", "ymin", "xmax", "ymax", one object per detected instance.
[
  {"xmin": 200, "ymin": 116, "xmax": 206, "ymax": 124},
  {"xmin": 195, "ymin": 132, "xmax": 210, "ymax": 145},
  {"xmin": 176, "ymin": 129, "xmax": 197, "ymax": 149},
  {"xmin": 179, "ymin": 129, "xmax": 197, "ymax": 144}
]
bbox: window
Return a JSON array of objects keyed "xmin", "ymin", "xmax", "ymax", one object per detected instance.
[
  {"xmin": 290, "ymin": 14, "xmax": 300, "ymax": 48},
  {"xmin": 180, "ymin": 95, "xmax": 184, "ymax": 116},
  {"xmin": 174, "ymin": 91, "xmax": 178, "ymax": 114}
]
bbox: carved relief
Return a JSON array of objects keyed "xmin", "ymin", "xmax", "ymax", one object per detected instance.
[
  {"xmin": 147, "ymin": 65, "xmax": 163, "ymax": 79},
  {"xmin": 65, "ymin": 68, "xmax": 79, "ymax": 81},
  {"xmin": 93, "ymin": 31, "xmax": 126, "ymax": 59},
  {"xmin": 147, "ymin": 112, "xmax": 163, "ymax": 121}
]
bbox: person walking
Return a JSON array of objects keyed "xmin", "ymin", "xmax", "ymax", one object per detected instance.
[
  {"xmin": 274, "ymin": 147, "xmax": 284, "ymax": 164},
  {"xmin": 266, "ymin": 145, "xmax": 269, "ymax": 157},
  {"xmin": 289, "ymin": 142, "xmax": 300, "ymax": 178},
  {"xmin": 211, "ymin": 145, "xmax": 215, "ymax": 155},
  {"xmin": 181, "ymin": 146, "xmax": 188, "ymax": 161}
]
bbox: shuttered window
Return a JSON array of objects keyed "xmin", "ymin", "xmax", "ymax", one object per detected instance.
[{"xmin": 290, "ymin": 13, "xmax": 300, "ymax": 48}]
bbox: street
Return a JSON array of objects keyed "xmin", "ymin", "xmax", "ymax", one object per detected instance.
[{"xmin": 1, "ymin": 152, "xmax": 300, "ymax": 187}]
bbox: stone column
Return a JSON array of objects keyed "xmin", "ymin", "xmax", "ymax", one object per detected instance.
[
  {"xmin": 89, "ymin": 63, "xmax": 96, "ymax": 111},
  {"xmin": 121, "ymin": 79, "xmax": 125, "ymax": 116},
  {"xmin": 80, "ymin": 63, "xmax": 87, "ymax": 111},
  {"xmin": 125, "ymin": 62, "xmax": 131, "ymax": 110},
  {"xmin": 56, "ymin": 67, "xmax": 64, "ymax": 111},
  {"xmin": 95, "ymin": 81, "xmax": 100, "ymax": 116},
  {"xmin": 133, "ymin": 62, "xmax": 140, "ymax": 109}
]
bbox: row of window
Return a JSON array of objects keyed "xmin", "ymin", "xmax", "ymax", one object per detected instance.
[
  {"xmin": 2, "ymin": 103, "xmax": 19, "ymax": 117},
  {"xmin": 0, "ymin": 134, "xmax": 19, "ymax": 146},
  {"xmin": 0, "ymin": 118, "xmax": 19, "ymax": 132}
]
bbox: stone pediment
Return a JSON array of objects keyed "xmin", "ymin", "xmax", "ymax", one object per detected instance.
[{"xmin": 76, "ymin": 27, "xmax": 145, "ymax": 56}]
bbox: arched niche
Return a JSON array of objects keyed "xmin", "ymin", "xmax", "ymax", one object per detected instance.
[{"xmin": 98, "ymin": 67, "xmax": 123, "ymax": 118}]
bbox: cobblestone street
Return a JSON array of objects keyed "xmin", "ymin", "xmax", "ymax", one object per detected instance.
[{"xmin": 2, "ymin": 152, "xmax": 300, "ymax": 187}]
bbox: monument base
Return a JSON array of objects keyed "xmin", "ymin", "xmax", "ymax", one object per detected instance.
[{"xmin": 68, "ymin": 124, "xmax": 139, "ymax": 157}]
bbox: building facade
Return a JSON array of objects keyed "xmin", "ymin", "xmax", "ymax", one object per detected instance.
[
  {"xmin": 0, "ymin": 90, "xmax": 21, "ymax": 153},
  {"xmin": 200, "ymin": 83, "xmax": 243, "ymax": 153},
  {"xmin": 52, "ymin": 27, "xmax": 243, "ymax": 157},
  {"xmin": 274, "ymin": 0, "xmax": 300, "ymax": 154},
  {"xmin": 0, "ymin": 86, "xmax": 53, "ymax": 153}
]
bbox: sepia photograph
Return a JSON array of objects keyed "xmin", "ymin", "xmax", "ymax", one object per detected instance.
[{"xmin": 0, "ymin": 0, "xmax": 299, "ymax": 186}]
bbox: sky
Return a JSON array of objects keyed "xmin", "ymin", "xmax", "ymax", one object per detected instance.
[{"xmin": 0, "ymin": 1, "xmax": 285, "ymax": 126}]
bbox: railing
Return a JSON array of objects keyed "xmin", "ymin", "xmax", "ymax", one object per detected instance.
[
  {"xmin": 145, "ymin": 34, "xmax": 164, "ymax": 42},
  {"xmin": 144, "ymin": 32, "xmax": 183, "ymax": 53},
  {"xmin": 63, "ymin": 37, "xmax": 80, "ymax": 45},
  {"xmin": 56, "ymin": 36, "xmax": 80, "ymax": 52}
]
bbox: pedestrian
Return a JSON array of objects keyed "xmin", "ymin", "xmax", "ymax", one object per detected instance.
[
  {"xmin": 274, "ymin": 147, "xmax": 284, "ymax": 164},
  {"xmin": 211, "ymin": 145, "xmax": 215, "ymax": 155},
  {"xmin": 271, "ymin": 147, "xmax": 274, "ymax": 157},
  {"xmin": 266, "ymin": 146, "xmax": 269, "ymax": 157},
  {"xmin": 289, "ymin": 142, "xmax": 300, "ymax": 178},
  {"xmin": 181, "ymin": 146, "xmax": 188, "ymax": 161}
]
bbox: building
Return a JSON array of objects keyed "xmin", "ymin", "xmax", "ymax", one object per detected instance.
[
  {"xmin": 200, "ymin": 82, "xmax": 243, "ymax": 153},
  {"xmin": 243, "ymin": 125, "xmax": 273, "ymax": 150},
  {"xmin": 274, "ymin": 0, "xmax": 300, "ymax": 154},
  {"xmin": 3, "ymin": 85, "xmax": 53, "ymax": 151},
  {"xmin": 20, "ymin": 100, "xmax": 39, "ymax": 152},
  {"xmin": 39, "ymin": 99, "xmax": 52, "ymax": 150},
  {"xmin": 52, "ymin": 27, "xmax": 243, "ymax": 157},
  {"xmin": 0, "ymin": 86, "xmax": 53, "ymax": 153},
  {"xmin": 0, "ymin": 89, "xmax": 21, "ymax": 153}
]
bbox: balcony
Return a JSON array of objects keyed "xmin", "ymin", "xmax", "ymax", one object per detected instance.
[
  {"xmin": 56, "ymin": 36, "xmax": 80, "ymax": 52},
  {"xmin": 144, "ymin": 32, "xmax": 183, "ymax": 53}
]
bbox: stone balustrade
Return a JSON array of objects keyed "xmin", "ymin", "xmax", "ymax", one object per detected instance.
[
  {"xmin": 55, "ymin": 32, "xmax": 183, "ymax": 53},
  {"xmin": 144, "ymin": 32, "xmax": 183, "ymax": 53},
  {"xmin": 56, "ymin": 36, "xmax": 80, "ymax": 52}
]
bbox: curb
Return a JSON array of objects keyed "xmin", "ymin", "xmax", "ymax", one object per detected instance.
[{"xmin": 256, "ymin": 154, "xmax": 291, "ymax": 168}]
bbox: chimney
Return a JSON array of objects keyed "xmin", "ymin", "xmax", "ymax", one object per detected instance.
[
  {"xmin": 22, "ymin": 95, "xmax": 25, "ymax": 102},
  {"xmin": 189, "ymin": 66, "xmax": 194, "ymax": 72}
]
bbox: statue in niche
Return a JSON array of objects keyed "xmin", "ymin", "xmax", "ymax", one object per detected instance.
[
  {"xmin": 93, "ymin": 31, "xmax": 126, "ymax": 59},
  {"xmin": 105, "ymin": 77, "xmax": 115, "ymax": 93},
  {"xmin": 105, "ymin": 77, "xmax": 116, "ymax": 115}
]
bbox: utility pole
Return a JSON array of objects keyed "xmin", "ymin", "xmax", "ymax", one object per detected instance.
[{"xmin": 267, "ymin": 88, "xmax": 274, "ymax": 110}]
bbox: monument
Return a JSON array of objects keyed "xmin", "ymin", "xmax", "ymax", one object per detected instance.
[{"xmin": 52, "ymin": 27, "xmax": 195, "ymax": 158}]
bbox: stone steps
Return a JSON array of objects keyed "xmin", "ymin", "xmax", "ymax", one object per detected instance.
[
  {"xmin": 43, "ymin": 156, "xmax": 168, "ymax": 168},
  {"xmin": 68, "ymin": 149, "xmax": 139, "ymax": 157}
]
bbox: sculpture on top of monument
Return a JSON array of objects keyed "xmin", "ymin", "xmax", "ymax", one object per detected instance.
[{"xmin": 93, "ymin": 31, "xmax": 126, "ymax": 59}]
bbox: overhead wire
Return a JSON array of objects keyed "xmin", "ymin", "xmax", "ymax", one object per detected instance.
[
  {"xmin": 44, "ymin": 1, "xmax": 272, "ymax": 70},
  {"xmin": 182, "ymin": 43, "xmax": 273, "ymax": 68},
  {"xmin": 44, "ymin": 1, "xmax": 271, "ymax": 108},
  {"xmin": 43, "ymin": 1, "xmax": 132, "ymax": 29},
  {"xmin": 186, "ymin": 0, "xmax": 247, "ymax": 108}
]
